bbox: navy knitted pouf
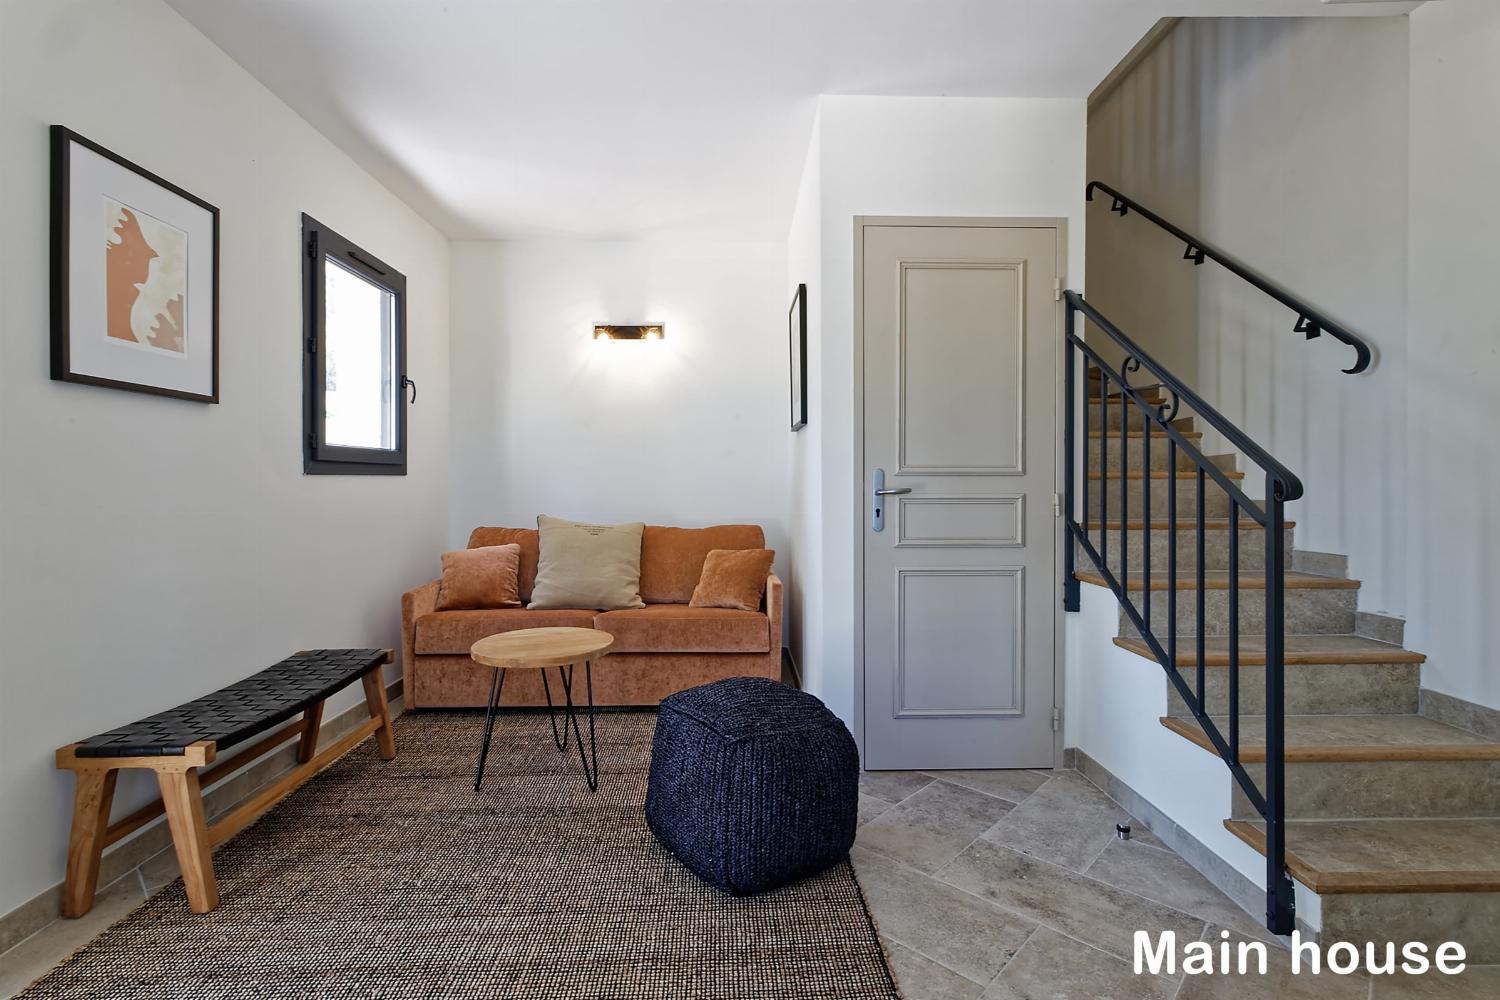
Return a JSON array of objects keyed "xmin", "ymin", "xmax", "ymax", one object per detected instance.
[{"xmin": 645, "ymin": 676, "xmax": 860, "ymax": 896}]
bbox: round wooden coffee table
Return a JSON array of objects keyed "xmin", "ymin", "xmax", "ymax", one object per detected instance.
[{"xmin": 469, "ymin": 626, "xmax": 614, "ymax": 793}]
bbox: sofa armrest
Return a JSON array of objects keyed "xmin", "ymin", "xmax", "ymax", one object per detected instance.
[
  {"xmin": 401, "ymin": 579, "xmax": 440, "ymax": 709},
  {"xmin": 764, "ymin": 573, "xmax": 783, "ymax": 659}
]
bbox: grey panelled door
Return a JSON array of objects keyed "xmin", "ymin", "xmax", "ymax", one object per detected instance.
[{"xmin": 861, "ymin": 221, "xmax": 1060, "ymax": 770}]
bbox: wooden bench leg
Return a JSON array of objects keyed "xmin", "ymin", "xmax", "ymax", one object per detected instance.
[
  {"xmin": 361, "ymin": 669, "xmax": 397, "ymax": 761},
  {"xmin": 157, "ymin": 769, "xmax": 218, "ymax": 913},
  {"xmin": 60, "ymin": 768, "xmax": 118, "ymax": 918},
  {"xmin": 297, "ymin": 700, "xmax": 324, "ymax": 763}
]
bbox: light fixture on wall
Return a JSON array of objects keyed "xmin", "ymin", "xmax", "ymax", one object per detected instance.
[{"xmin": 593, "ymin": 324, "xmax": 664, "ymax": 341}]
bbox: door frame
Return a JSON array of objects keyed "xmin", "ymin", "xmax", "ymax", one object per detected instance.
[{"xmin": 852, "ymin": 215, "xmax": 1069, "ymax": 769}]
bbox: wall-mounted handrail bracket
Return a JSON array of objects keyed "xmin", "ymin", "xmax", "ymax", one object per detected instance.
[{"xmin": 1086, "ymin": 179, "xmax": 1372, "ymax": 375}]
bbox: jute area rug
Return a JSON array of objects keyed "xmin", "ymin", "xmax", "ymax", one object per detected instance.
[{"xmin": 22, "ymin": 710, "xmax": 900, "ymax": 999}]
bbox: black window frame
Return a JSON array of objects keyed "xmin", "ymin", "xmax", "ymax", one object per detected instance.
[{"xmin": 302, "ymin": 214, "xmax": 408, "ymax": 476}]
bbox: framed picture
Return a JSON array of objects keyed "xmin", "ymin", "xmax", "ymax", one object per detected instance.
[
  {"xmin": 788, "ymin": 282, "xmax": 807, "ymax": 431},
  {"xmin": 51, "ymin": 125, "xmax": 219, "ymax": 402}
]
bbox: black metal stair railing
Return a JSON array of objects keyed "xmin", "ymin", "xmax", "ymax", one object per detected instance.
[
  {"xmin": 1061, "ymin": 290, "xmax": 1300, "ymax": 935},
  {"xmin": 1086, "ymin": 180, "xmax": 1372, "ymax": 375}
]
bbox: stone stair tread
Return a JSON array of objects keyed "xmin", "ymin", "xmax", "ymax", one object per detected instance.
[
  {"xmin": 1076, "ymin": 570, "xmax": 1359, "ymax": 591},
  {"xmin": 1224, "ymin": 818, "xmax": 1500, "ymax": 894},
  {"xmin": 1113, "ymin": 633, "xmax": 1424, "ymax": 665},
  {"xmin": 1160, "ymin": 713, "xmax": 1500, "ymax": 762},
  {"xmin": 1086, "ymin": 468, "xmax": 1245, "ymax": 481}
]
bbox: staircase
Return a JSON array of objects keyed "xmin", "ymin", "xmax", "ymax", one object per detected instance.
[{"xmin": 1073, "ymin": 365, "xmax": 1500, "ymax": 960}]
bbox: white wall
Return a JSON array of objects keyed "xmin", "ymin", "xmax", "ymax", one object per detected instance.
[
  {"xmin": 0, "ymin": 0, "xmax": 451, "ymax": 920},
  {"xmin": 1406, "ymin": 0, "xmax": 1500, "ymax": 712},
  {"xmin": 785, "ymin": 112, "xmax": 824, "ymax": 689},
  {"xmin": 447, "ymin": 239, "xmax": 790, "ymax": 578},
  {"xmin": 788, "ymin": 95, "xmax": 1087, "ymax": 727}
]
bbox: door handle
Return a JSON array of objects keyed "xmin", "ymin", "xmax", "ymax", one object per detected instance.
[{"xmin": 871, "ymin": 469, "xmax": 910, "ymax": 533}]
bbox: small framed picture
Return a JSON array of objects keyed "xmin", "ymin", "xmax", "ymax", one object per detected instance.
[
  {"xmin": 789, "ymin": 282, "xmax": 807, "ymax": 431},
  {"xmin": 51, "ymin": 125, "xmax": 219, "ymax": 402}
]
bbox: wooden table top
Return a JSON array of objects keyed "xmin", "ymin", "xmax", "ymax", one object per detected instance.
[{"xmin": 470, "ymin": 627, "xmax": 615, "ymax": 670}]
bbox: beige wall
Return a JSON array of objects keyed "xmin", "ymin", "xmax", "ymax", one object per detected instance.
[
  {"xmin": 1085, "ymin": 23, "xmax": 1201, "ymax": 376},
  {"xmin": 1085, "ymin": 17, "xmax": 1411, "ymax": 617},
  {"xmin": 0, "ymin": 0, "xmax": 451, "ymax": 920}
]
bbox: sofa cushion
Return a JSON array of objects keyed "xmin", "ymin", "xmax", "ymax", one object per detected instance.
[
  {"xmin": 529, "ymin": 515, "xmax": 645, "ymax": 611},
  {"xmin": 414, "ymin": 608, "xmax": 595, "ymax": 655},
  {"xmin": 640, "ymin": 524, "xmax": 766, "ymax": 604},
  {"xmin": 689, "ymin": 548, "xmax": 776, "ymax": 612},
  {"xmin": 435, "ymin": 544, "xmax": 522, "ymax": 610},
  {"xmin": 466, "ymin": 527, "xmax": 541, "ymax": 602},
  {"xmin": 595, "ymin": 605, "xmax": 770, "ymax": 654}
]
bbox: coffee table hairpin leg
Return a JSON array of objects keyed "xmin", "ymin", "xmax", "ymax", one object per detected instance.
[
  {"xmin": 539, "ymin": 668, "xmax": 570, "ymax": 751},
  {"xmin": 474, "ymin": 667, "xmax": 507, "ymax": 791},
  {"xmin": 559, "ymin": 659, "xmax": 599, "ymax": 792}
]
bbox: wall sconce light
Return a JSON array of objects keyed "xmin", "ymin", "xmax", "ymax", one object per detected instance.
[{"xmin": 593, "ymin": 324, "xmax": 665, "ymax": 341}]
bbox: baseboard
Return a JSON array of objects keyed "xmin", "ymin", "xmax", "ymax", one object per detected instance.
[
  {"xmin": 1068, "ymin": 747, "xmax": 1310, "ymax": 941},
  {"xmin": 1421, "ymin": 687, "xmax": 1500, "ymax": 742},
  {"xmin": 0, "ymin": 677, "xmax": 404, "ymax": 958}
]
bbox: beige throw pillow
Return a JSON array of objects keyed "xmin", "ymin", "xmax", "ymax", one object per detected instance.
[{"xmin": 528, "ymin": 515, "xmax": 646, "ymax": 611}]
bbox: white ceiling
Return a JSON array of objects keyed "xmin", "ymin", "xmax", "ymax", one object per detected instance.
[{"xmin": 164, "ymin": 0, "xmax": 1420, "ymax": 240}]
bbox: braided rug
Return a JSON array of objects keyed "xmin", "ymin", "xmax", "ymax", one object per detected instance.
[{"xmin": 21, "ymin": 711, "xmax": 900, "ymax": 999}]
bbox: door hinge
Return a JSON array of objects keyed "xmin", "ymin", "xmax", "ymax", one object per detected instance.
[
  {"xmin": 1053, "ymin": 277, "xmax": 1063, "ymax": 302},
  {"xmin": 1052, "ymin": 492, "xmax": 1062, "ymax": 517},
  {"xmin": 306, "ymin": 233, "xmax": 318, "ymax": 260},
  {"xmin": 1052, "ymin": 706, "xmax": 1062, "ymax": 732},
  {"xmin": 306, "ymin": 431, "xmax": 317, "ymax": 452}
]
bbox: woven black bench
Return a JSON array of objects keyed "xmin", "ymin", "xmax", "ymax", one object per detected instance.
[{"xmin": 56, "ymin": 648, "xmax": 396, "ymax": 917}]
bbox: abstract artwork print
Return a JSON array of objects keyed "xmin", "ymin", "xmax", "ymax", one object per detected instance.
[{"xmin": 104, "ymin": 198, "xmax": 187, "ymax": 354}]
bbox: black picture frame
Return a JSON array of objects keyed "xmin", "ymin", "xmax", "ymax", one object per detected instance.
[
  {"xmin": 789, "ymin": 282, "xmax": 807, "ymax": 431},
  {"xmin": 50, "ymin": 125, "xmax": 220, "ymax": 403},
  {"xmin": 301, "ymin": 213, "xmax": 409, "ymax": 476}
]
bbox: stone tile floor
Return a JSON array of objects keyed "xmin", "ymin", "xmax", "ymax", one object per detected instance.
[
  {"xmin": 855, "ymin": 768, "xmax": 1500, "ymax": 1000},
  {"xmin": 3, "ymin": 765, "xmax": 1497, "ymax": 998}
]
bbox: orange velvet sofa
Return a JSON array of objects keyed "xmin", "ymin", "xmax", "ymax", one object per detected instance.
[{"xmin": 401, "ymin": 524, "xmax": 783, "ymax": 708}]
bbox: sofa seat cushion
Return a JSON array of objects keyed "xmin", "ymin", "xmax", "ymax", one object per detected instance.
[
  {"xmin": 414, "ymin": 608, "xmax": 595, "ymax": 655},
  {"xmin": 595, "ymin": 605, "xmax": 770, "ymax": 654}
]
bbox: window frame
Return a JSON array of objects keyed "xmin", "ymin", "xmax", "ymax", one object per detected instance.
[{"xmin": 302, "ymin": 213, "xmax": 408, "ymax": 476}]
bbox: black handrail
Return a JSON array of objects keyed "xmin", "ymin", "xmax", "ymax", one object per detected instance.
[
  {"xmin": 1086, "ymin": 180, "xmax": 1372, "ymax": 375},
  {"xmin": 1067, "ymin": 293, "xmax": 1304, "ymax": 504},
  {"xmin": 1062, "ymin": 290, "xmax": 1297, "ymax": 935}
]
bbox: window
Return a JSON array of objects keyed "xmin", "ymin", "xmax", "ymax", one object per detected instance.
[{"xmin": 302, "ymin": 215, "xmax": 408, "ymax": 475}]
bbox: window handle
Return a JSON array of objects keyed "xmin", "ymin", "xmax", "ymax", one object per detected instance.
[{"xmin": 403, "ymin": 377, "xmax": 416, "ymax": 404}]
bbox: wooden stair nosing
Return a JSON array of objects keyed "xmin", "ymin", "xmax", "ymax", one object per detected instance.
[
  {"xmin": 1112, "ymin": 635, "xmax": 1425, "ymax": 666},
  {"xmin": 1158, "ymin": 716, "xmax": 1500, "ymax": 763},
  {"xmin": 1075, "ymin": 570, "xmax": 1360, "ymax": 591},
  {"xmin": 1081, "ymin": 518, "xmax": 1295, "ymax": 531},
  {"xmin": 1086, "ymin": 430, "xmax": 1202, "ymax": 439},
  {"xmin": 1223, "ymin": 820, "xmax": 1500, "ymax": 895},
  {"xmin": 1086, "ymin": 468, "xmax": 1245, "ymax": 481}
]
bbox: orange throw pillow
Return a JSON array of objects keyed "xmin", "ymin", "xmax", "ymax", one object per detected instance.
[
  {"xmin": 689, "ymin": 549, "xmax": 775, "ymax": 612},
  {"xmin": 435, "ymin": 544, "xmax": 522, "ymax": 611}
]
